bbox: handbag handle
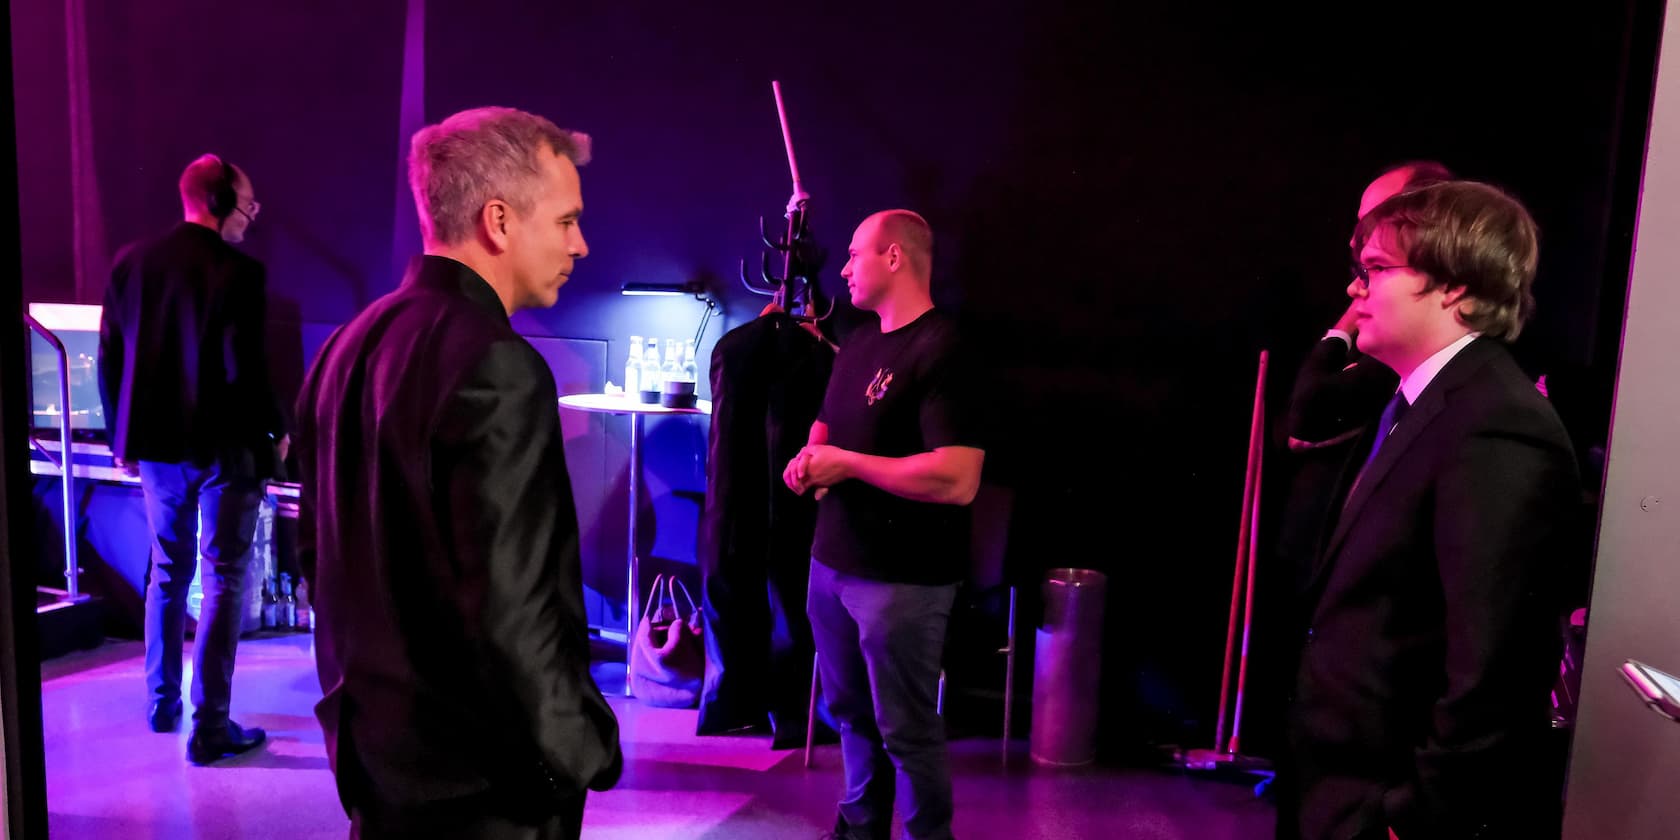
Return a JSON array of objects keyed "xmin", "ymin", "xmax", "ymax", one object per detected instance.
[
  {"xmin": 668, "ymin": 577, "xmax": 700, "ymax": 619},
  {"xmin": 641, "ymin": 573, "xmax": 667, "ymax": 623}
]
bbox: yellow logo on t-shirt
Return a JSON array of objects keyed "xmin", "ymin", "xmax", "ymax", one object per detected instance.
[{"xmin": 865, "ymin": 368, "xmax": 894, "ymax": 406}]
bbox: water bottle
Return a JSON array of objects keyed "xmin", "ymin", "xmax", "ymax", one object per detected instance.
[
  {"xmin": 639, "ymin": 337, "xmax": 662, "ymax": 404},
  {"xmin": 624, "ymin": 335, "xmax": 642, "ymax": 397},
  {"xmin": 662, "ymin": 339, "xmax": 699, "ymax": 408},
  {"xmin": 661, "ymin": 338, "xmax": 682, "ymax": 386},
  {"xmin": 295, "ymin": 579, "xmax": 313, "ymax": 631},
  {"xmin": 261, "ymin": 576, "xmax": 278, "ymax": 629},
  {"xmin": 279, "ymin": 573, "xmax": 296, "ymax": 629},
  {"xmin": 683, "ymin": 339, "xmax": 699, "ymax": 384}
]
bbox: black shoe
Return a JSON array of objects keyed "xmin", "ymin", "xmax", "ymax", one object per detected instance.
[
  {"xmin": 186, "ymin": 721, "xmax": 266, "ymax": 765},
  {"xmin": 820, "ymin": 814, "xmax": 885, "ymax": 840},
  {"xmin": 148, "ymin": 699, "xmax": 183, "ymax": 733}
]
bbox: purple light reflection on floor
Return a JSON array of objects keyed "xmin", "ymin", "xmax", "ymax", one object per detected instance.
[{"xmin": 42, "ymin": 636, "xmax": 1274, "ymax": 838}]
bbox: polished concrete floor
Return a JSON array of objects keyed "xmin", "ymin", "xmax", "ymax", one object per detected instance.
[{"xmin": 41, "ymin": 635, "xmax": 1274, "ymax": 839}]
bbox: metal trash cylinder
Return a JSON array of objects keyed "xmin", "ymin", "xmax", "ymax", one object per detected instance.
[{"xmin": 1030, "ymin": 568, "xmax": 1107, "ymax": 766}]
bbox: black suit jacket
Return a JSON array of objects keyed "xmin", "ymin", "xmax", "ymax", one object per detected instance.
[
  {"xmin": 98, "ymin": 222, "xmax": 285, "ymax": 473},
  {"xmin": 1289, "ymin": 338, "xmax": 1578, "ymax": 840},
  {"xmin": 295, "ymin": 256, "xmax": 621, "ymax": 815}
]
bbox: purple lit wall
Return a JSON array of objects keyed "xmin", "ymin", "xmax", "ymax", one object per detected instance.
[{"xmin": 11, "ymin": 0, "xmax": 1653, "ymax": 757}]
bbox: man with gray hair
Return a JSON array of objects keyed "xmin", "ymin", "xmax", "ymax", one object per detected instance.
[{"xmin": 295, "ymin": 106, "xmax": 620, "ymax": 839}]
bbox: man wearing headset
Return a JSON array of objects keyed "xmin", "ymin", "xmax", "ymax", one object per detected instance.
[{"xmin": 99, "ymin": 153, "xmax": 286, "ymax": 764}]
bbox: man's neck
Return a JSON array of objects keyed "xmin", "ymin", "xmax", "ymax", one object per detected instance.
[
  {"xmin": 426, "ymin": 244, "xmax": 517, "ymax": 316},
  {"xmin": 183, "ymin": 215, "xmax": 222, "ymax": 236},
  {"xmin": 1384, "ymin": 327, "xmax": 1474, "ymax": 382},
  {"xmin": 875, "ymin": 290, "xmax": 935, "ymax": 333}
]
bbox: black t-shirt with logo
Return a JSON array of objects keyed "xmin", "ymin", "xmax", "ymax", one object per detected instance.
[{"xmin": 812, "ymin": 308, "xmax": 983, "ymax": 585}]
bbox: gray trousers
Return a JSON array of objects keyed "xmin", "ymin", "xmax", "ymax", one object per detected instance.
[{"xmin": 808, "ymin": 559, "xmax": 958, "ymax": 840}]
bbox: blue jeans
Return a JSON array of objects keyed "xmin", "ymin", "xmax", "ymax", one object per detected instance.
[
  {"xmin": 139, "ymin": 460, "xmax": 261, "ymax": 730},
  {"xmin": 808, "ymin": 559, "xmax": 957, "ymax": 840}
]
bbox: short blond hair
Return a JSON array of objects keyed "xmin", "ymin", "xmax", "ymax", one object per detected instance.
[
  {"xmin": 178, "ymin": 153, "xmax": 244, "ymax": 214},
  {"xmin": 408, "ymin": 106, "xmax": 591, "ymax": 246},
  {"xmin": 868, "ymin": 209, "xmax": 934, "ymax": 278}
]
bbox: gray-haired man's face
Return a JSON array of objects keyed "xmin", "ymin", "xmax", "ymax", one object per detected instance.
[{"xmin": 503, "ymin": 149, "xmax": 588, "ymax": 312}]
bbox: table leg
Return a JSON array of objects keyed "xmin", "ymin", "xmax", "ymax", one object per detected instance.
[{"xmin": 626, "ymin": 412, "xmax": 643, "ymax": 698}]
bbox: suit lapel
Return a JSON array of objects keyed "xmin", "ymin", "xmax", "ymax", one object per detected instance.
[
  {"xmin": 1300, "ymin": 403, "xmax": 1436, "ymax": 601},
  {"xmin": 1304, "ymin": 338, "xmax": 1502, "ymax": 600},
  {"xmin": 1323, "ymin": 392, "xmax": 1445, "ymax": 558}
]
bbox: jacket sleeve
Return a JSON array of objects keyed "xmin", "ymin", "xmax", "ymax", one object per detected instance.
[
  {"xmin": 435, "ymin": 339, "xmax": 623, "ymax": 799},
  {"xmin": 1287, "ymin": 337, "xmax": 1398, "ymax": 444},
  {"xmin": 97, "ymin": 271, "xmax": 125, "ymax": 456},
  {"xmin": 292, "ymin": 327, "xmax": 339, "ymax": 593}
]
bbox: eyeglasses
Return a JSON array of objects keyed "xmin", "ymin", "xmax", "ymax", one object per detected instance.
[
  {"xmin": 235, "ymin": 200, "xmax": 261, "ymax": 223},
  {"xmin": 1350, "ymin": 262, "xmax": 1411, "ymax": 285}
]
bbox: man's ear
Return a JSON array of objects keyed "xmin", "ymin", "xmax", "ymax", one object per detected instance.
[
  {"xmin": 1442, "ymin": 285, "xmax": 1480, "ymax": 324},
  {"xmin": 481, "ymin": 200, "xmax": 511, "ymax": 253}
]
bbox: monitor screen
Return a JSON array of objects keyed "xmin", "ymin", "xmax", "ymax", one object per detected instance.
[{"xmin": 28, "ymin": 303, "xmax": 106, "ymax": 436}]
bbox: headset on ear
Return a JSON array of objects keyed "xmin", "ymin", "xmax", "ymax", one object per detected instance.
[{"xmin": 206, "ymin": 155, "xmax": 237, "ymax": 222}]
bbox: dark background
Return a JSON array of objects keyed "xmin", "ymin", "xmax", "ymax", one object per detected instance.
[{"xmin": 12, "ymin": 0, "xmax": 1656, "ymax": 759}]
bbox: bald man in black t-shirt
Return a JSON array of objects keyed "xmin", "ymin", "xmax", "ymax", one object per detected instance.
[{"xmin": 784, "ymin": 210, "xmax": 984, "ymax": 840}]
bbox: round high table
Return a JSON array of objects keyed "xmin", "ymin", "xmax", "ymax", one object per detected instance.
[{"xmin": 558, "ymin": 392, "xmax": 712, "ymax": 697}]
